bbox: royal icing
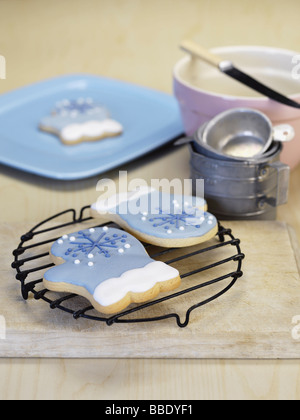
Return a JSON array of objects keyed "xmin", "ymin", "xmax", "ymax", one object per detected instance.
[
  {"xmin": 94, "ymin": 186, "xmax": 155, "ymax": 214},
  {"xmin": 60, "ymin": 120, "xmax": 123, "ymax": 143},
  {"xmin": 44, "ymin": 227, "xmax": 179, "ymax": 308},
  {"xmin": 93, "ymin": 261, "xmax": 177, "ymax": 307},
  {"xmin": 39, "ymin": 98, "xmax": 123, "ymax": 144}
]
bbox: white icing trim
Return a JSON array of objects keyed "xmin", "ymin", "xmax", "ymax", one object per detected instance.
[
  {"xmin": 93, "ymin": 261, "xmax": 179, "ymax": 307},
  {"xmin": 60, "ymin": 119, "xmax": 123, "ymax": 143},
  {"xmin": 91, "ymin": 186, "xmax": 155, "ymax": 214}
]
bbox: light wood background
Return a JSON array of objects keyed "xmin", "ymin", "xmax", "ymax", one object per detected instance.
[{"xmin": 1, "ymin": 0, "xmax": 300, "ymax": 400}]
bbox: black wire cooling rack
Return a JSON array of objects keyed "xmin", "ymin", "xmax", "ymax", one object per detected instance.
[{"xmin": 11, "ymin": 205, "xmax": 244, "ymax": 328}]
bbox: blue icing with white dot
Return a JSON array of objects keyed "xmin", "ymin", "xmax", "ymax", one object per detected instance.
[
  {"xmin": 44, "ymin": 227, "xmax": 153, "ymax": 295},
  {"xmin": 114, "ymin": 190, "xmax": 217, "ymax": 239}
]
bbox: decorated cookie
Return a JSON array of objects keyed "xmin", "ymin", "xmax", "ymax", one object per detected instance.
[
  {"xmin": 39, "ymin": 98, "xmax": 123, "ymax": 145},
  {"xmin": 43, "ymin": 227, "xmax": 181, "ymax": 314},
  {"xmin": 90, "ymin": 187, "xmax": 218, "ymax": 248}
]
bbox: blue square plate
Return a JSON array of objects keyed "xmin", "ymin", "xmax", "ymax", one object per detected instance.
[{"xmin": 0, "ymin": 74, "xmax": 184, "ymax": 180}]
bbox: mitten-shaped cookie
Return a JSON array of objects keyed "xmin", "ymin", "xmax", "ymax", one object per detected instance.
[
  {"xmin": 43, "ymin": 227, "xmax": 181, "ymax": 314},
  {"xmin": 91, "ymin": 187, "xmax": 218, "ymax": 248}
]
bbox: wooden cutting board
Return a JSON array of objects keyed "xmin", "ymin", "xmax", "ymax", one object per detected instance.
[{"xmin": 1, "ymin": 220, "xmax": 300, "ymax": 359}]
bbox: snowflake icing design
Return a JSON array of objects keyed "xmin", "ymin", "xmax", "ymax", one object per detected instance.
[
  {"xmin": 147, "ymin": 207, "xmax": 206, "ymax": 231},
  {"xmin": 55, "ymin": 99, "xmax": 104, "ymax": 116},
  {"xmin": 64, "ymin": 230, "xmax": 128, "ymax": 259}
]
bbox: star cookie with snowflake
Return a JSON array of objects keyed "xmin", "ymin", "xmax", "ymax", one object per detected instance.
[
  {"xmin": 43, "ymin": 227, "xmax": 181, "ymax": 314},
  {"xmin": 39, "ymin": 98, "xmax": 123, "ymax": 145},
  {"xmin": 90, "ymin": 187, "xmax": 218, "ymax": 248}
]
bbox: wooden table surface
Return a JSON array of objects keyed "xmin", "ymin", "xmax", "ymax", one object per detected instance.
[{"xmin": 1, "ymin": 0, "xmax": 300, "ymax": 400}]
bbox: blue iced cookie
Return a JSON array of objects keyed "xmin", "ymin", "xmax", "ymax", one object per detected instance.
[
  {"xmin": 43, "ymin": 227, "xmax": 181, "ymax": 314},
  {"xmin": 39, "ymin": 98, "xmax": 123, "ymax": 145},
  {"xmin": 91, "ymin": 187, "xmax": 218, "ymax": 248}
]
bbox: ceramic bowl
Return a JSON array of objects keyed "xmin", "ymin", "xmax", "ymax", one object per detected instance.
[{"xmin": 173, "ymin": 45, "xmax": 300, "ymax": 169}]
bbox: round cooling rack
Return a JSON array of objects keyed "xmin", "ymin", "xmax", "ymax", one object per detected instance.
[{"xmin": 11, "ymin": 205, "xmax": 244, "ymax": 328}]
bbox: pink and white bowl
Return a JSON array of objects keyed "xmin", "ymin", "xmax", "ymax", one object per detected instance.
[{"xmin": 173, "ymin": 45, "xmax": 300, "ymax": 169}]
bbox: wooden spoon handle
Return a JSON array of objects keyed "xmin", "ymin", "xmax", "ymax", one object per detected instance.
[{"xmin": 180, "ymin": 40, "xmax": 223, "ymax": 68}]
